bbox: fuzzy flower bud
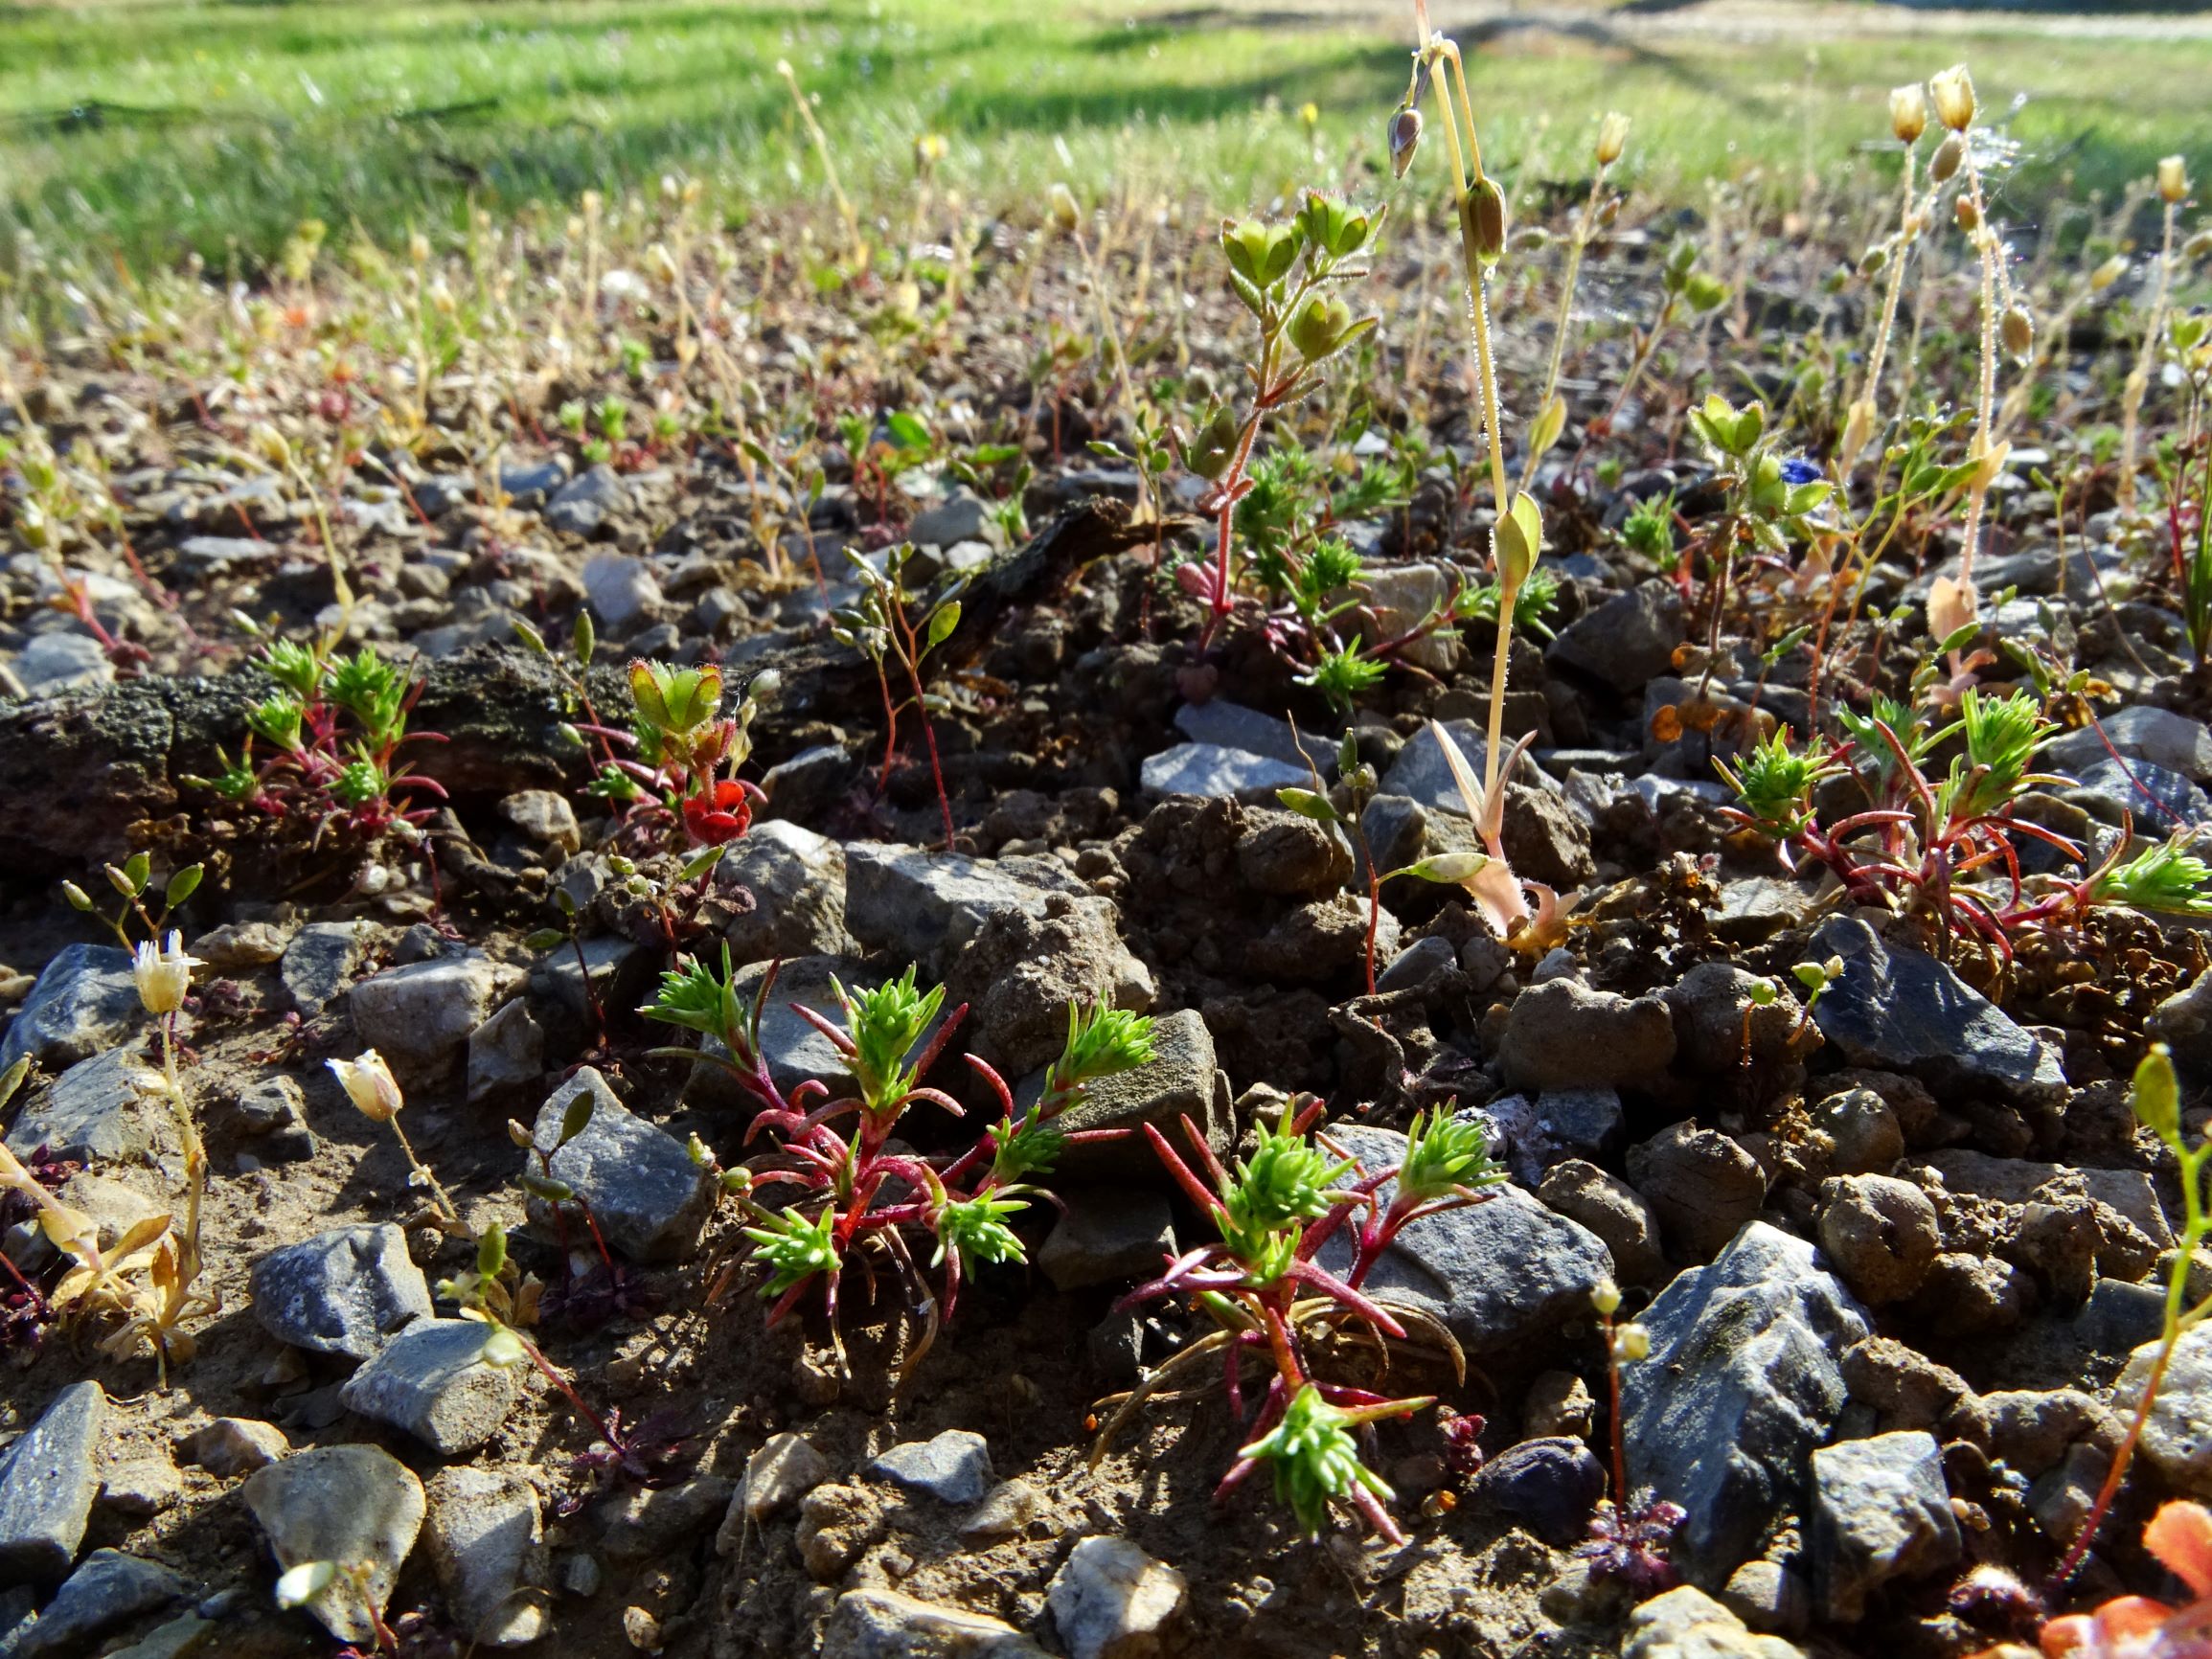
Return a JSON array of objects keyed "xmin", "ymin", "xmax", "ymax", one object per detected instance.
[
  {"xmin": 2090, "ymin": 255, "xmax": 2130, "ymax": 291},
  {"xmin": 1595, "ymin": 111, "xmax": 1630, "ymax": 168},
  {"xmin": 2159, "ymin": 155, "xmax": 2191, "ymax": 205},
  {"xmin": 329, "ymin": 1051, "xmax": 404, "ymax": 1124},
  {"xmin": 1929, "ymin": 65, "xmax": 1975, "ymax": 132},
  {"xmin": 1388, "ymin": 104, "xmax": 1423, "ymax": 179},
  {"xmin": 1888, "ymin": 84, "xmax": 1927, "ymax": 146},
  {"xmin": 132, "ymin": 931, "xmax": 202, "ymax": 1015},
  {"xmin": 1929, "ymin": 132, "xmax": 1965, "ymax": 185},
  {"xmin": 1612, "ymin": 1324, "xmax": 1652, "ymax": 1362},
  {"xmin": 1590, "ymin": 1279, "xmax": 1622, "ymax": 1317},
  {"xmin": 1467, "ymin": 177, "xmax": 1508, "ymax": 264}
]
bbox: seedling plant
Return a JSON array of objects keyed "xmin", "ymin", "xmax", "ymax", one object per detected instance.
[
  {"xmin": 1092, "ymin": 1103, "xmax": 1499, "ymax": 1540},
  {"xmin": 643, "ymin": 950, "xmax": 1154, "ymax": 1376}
]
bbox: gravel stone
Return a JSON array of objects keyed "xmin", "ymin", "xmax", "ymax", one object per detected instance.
[
  {"xmin": 349, "ymin": 950, "xmax": 501, "ymax": 1081},
  {"xmin": 249, "ymin": 1223, "xmax": 433, "ymax": 1360},
  {"xmin": 869, "ymin": 1431, "xmax": 994, "ymax": 1504},
  {"xmin": 12, "ymin": 1549, "xmax": 190, "ymax": 1659},
  {"xmin": 0, "ymin": 1381, "xmax": 108, "ymax": 1582},
  {"xmin": 241, "ymin": 1445, "xmax": 424, "ymax": 1646},
  {"xmin": 4, "ymin": 1046, "xmax": 166, "ymax": 1162},
  {"xmin": 1047, "ymin": 1535, "xmax": 1187, "ymax": 1659},
  {"xmin": 1809, "ymin": 1430, "xmax": 1960, "ymax": 1621},
  {"xmin": 1499, "ymin": 978, "xmax": 1677, "ymax": 1092},
  {"xmin": 338, "ymin": 1317, "xmax": 524, "ymax": 1454},
  {"xmin": 525, "ymin": 1067, "xmax": 716, "ymax": 1261},
  {"xmin": 1621, "ymin": 1222, "xmax": 1871, "ymax": 1583},
  {"xmin": 0, "ymin": 943, "xmax": 143, "ymax": 1075},
  {"xmin": 425, "ymin": 1466, "xmax": 550, "ymax": 1647}
]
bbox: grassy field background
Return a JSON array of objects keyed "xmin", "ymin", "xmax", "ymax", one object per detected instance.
[{"xmin": 3, "ymin": 0, "xmax": 2209, "ymax": 271}]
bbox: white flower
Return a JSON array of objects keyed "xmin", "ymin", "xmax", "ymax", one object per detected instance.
[
  {"xmin": 133, "ymin": 931, "xmax": 202, "ymax": 1015},
  {"xmin": 328, "ymin": 1051, "xmax": 403, "ymax": 1123}
]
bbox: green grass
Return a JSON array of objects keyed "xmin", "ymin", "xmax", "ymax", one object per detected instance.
[{"xmin": 3, "ymin": 0, "xmax": 2209, "ymax": 271}]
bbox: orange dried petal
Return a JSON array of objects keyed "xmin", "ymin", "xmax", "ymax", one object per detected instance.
[{"xmin": 2147, "ymin": 1501, "xmax": 2212, "ymax": 1599}]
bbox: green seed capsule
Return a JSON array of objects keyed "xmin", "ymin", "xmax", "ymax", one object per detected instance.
[
  {"xmin": 2000, "ymin": 305, "xmax": 2033, "ymax": 359},
  {"xmin": 1929, "ymin": 133, "xmax": 1965, "ymax": 184},
  {"xmin": 1466, "ymin": 177, "xmax": 1508, "ymax": 264}
]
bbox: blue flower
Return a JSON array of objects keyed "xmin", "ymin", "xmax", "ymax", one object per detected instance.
[{"xmin": 1779, "ymin": 458, "xmax": 1821, "ymax": 487}]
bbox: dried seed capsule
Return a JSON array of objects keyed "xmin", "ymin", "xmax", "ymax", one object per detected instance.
[
  {"xmin": 1889, "ymin": 84, "xmax": 1927, "ymax": 145},
  {"xmin": 1595, "ymin": 111, "xmax": 1630, "ymax": 168},
  {"xmin": 1929, "ymin": 64, "xmax": 1975, "ymax": 132},
  {"xmin": 1955, "ymin": 194, "xmax": 1981, "ymax": 233},
  {"xmin": 2090, "ymin": 255, "xmax": 2130, "ymax": 291},
  {"xmin": 1929, "ymin": 133, "xmax": 1965, "ymax": 184},
  {"xmin": 2159, "ymin": 154, "xmax": 2191, "ymax": 205},
  {"xmin": 2001, "ymin": 304, "xmax": 2034, "ymax": 359}
]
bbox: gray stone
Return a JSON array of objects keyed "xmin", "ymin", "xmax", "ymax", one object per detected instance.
[
  {"xmin": 339, "ymin": 1317, "xmax": 523, "ymax": 1454},
  {"xmin": 1709, "ymin": 877, "xmax": 1814, "ymax": 945},
  {"xmin": 187, "ymin": 920, "xmax": 294, "ymax": 971},
  {"xmin": 2068, "ymin": 757, "xmax": 2212, "ymax": 830},
  {"xmin": 91, "ymin": 1613, "xmax": 211, "ymax": 1659},
  {"xmin": 1047, "ymin": 1535, "xmax": 1186, "ymax": 1659},
  {"xmin": 1383, "ymin": 718, "xmax": 1563, "ymax": 820},
  {"xmin": 1622, "ymin": 1585, "xmax": 1807, "ymax": 1659},
  {"xmin": 959, "ymin": 1480, "xmax": 1041, "ymax": 1544},
  {"xmin": 1811, "ymin": 917, "xmax": 2065, "ymax": 1104},
  {"xmin": 2155, "ymin": 966, "xmax": 2212, "ymax": 1080},
  {"xmin": 349, "ymin": 950, "xmax": 500, "ymax": 1080},
  {"xmin": 715, "ymin": 820, "xmax": 855, "ymax": 962},
  {"xmin": 1816, "ymin": 1175, "xmax": 1941, "ymax": 1306},
  {"xmin": 529, "ymin": 934, "xmax": 650, "ymax": 1024},
  {"xmin": 0, "ymin": 1382, "xmax": 106, "ymax": 1581},
  {"xmin": 13, "ymin": 631, "xmax": 114, "ymax": 696},
  {"xmin": 820, "ymin": 1589, "xmax": 1047, "ymax": 1658},
  {"xmin": 241, "ymin": 1444, "xmax": 424, "ymax": 1646},
  {"xmin": 4, "ymin": 1047, "xmax": 166, "ymax": 1163},
  {"xmin": 692, "ymin": 954, "xmax": 880, "ymax": 1107},
  {"xmin": 498, "ymin": 789, "xmax": 580, "ymax": 852},
  {"xmin": 724, "ymin": 1434, "xmax": 831, "ymax": 1540},
  {"xmin": 1170, "ymin": 701, "xmax": 1338, "ymax": 775},
  {"xmin": 1038, "ymin": 1191, "xmax": 1174, "ymax": 1292},
  {"xmin": 2115, "ymin": 1323, "xmax": 2212, "ymax": 1499},
  {"xmin": 842, "ymin": 843, "xmax": 1088, "ymax": 969},
  {"xmin": 1499, "ymin": 978, "xmax": 1677, "ymax": 1092},
  {"xmin": 2045, "ymin": 705, "xmax": 2212, "ymax": 783},
  {"xmin": 1471, "ymin": 1436, "xmax": 1607, "ymax": 1545},
  {"xmin": 280, "ymin": 921, "xmax": 380, "ymax": 1017},
  {"xmin": 1622, "ymin": 1222, "xmax": 1871, "ymax": 1584},
  {"xmin": 1720, "ymin": 1560, "xmax": 1811, "ymax": 1637},
  {"xmin": 1357, "ymin": 563, "xmax": 1460, "ymax": 672},
  {"xmin": 176, "ymin": 534, "xmax": 271, "ymax": 571},
  {"xmin": 869, "ymin": 1430, "xmax": 994, "ymax": 1504},
  {"xmin": 1377, "ymin": 935, "xmax": 1457, "ymax": 993},
  {"xmin": 184, "ymin": 1418, "xmax": 288, "ymax": 1478},
  {"xmin": 908, "ymin": 488, "xmax": 998, "ymax": 550},
  {"xmin": 0, "ymin": 944, "xmax": 143, "ymax": 1075},
  {"xmin": 467, "ymin": 998, "xmax": 545, "ymax": 1102},
  {"xmin": 762, "ymin": 743, "xmax": 858, "ymax": 824},
  {"xmin": 1320, "ymin": 1125, "xmax": 1612, "ymax": 1360},
  {"xmin": 598, "ymin": 1475, "xmax": 734, "ymax": 1560},
  {"xmin": 550, "ymin": 467, "xmax": 631, "ymax": 537},
  {"xmin": 1547, "ymin": 580, "xmax": 1685, "ymax": 693},
  {"xmin": 250, "ymin": 1223, "xmax": 433, "ymax": 1360},
  {"xmin": 581, "ymin": 553, "xmax": 660, "ymax": 631},
  {"xmin": 1538, "ymin": 1159, "xmax": 1667, "ymax": 1284},
  {"xmin": 526, "ymin": 1068, "xmax": 716, "ymax": 1261},
  {"xmin": 12, "ymin": 1549, "xmax": 190, "ymax": 1659},
  {"xmin": 1050, "ymin": 1009, "xmax": 1230, "ymax": 1183},
  {"xmin": 1809, "ymin": 1431, "xmax": 1960, "ymax": 1620},
  {"xmin": 1138, "ymin": 742, "xmax": 1307, "ymax": 801},
  {"xmin": 498, "ymin": 458, "xmax": 569, "ymax": 506},
  {"xmin": 231, "ymin": 1076, "xmax": 313, "ymax": 1160},
  {"xmin": 1628, "ymin": 1124, "xmax": 1768, "ymax": 1261},
  {"xmin": 1914, "ymin": 1149, "xmax": 2171, "ymax": 1247},
  {"xmin": 425, "ymin": 1466, "xmax": 549, "ymax": 1647}
]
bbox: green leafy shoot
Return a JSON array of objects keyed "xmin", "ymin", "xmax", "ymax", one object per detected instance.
[
  {"xmin": 930, "ymin": 1193, "xmax": 1027, "ymax": 1271},
  {"xmin": 1238, "ymin": 1383, "xmax": 1402, "ymax": 1539},
  {"xmin": 1300, "ymin": 641, "xmax": 1388, "ymax": 714},
  {"xmin": 1948, "ymin": 688, "xmax": 2053, "ymax": 820},
  {"xmin": 641, "ymin": 943, "xmax": 741, "ymax": 1043},
  {"xmin": 2093, "ymin": 837, "xmax": 2212, "ymax": 918},
  {"xmin": 1460, "ymin": 566, "xmax": 1562, "ymax": 639},
  {"xmin": 1396, "ymin": 1108, "xmax": 1502, "ymax": 1205},
  {"xmin": 1714, "ymin": 730, "xmax": 1840, "ymax": 840},
  {"xmin": 741, "ymin": 1207, "xmax": 840, "ymax": 1299},
  {"xmin": 838, "ymin": 966, "xmax": 945, "ymax": 1116}
]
